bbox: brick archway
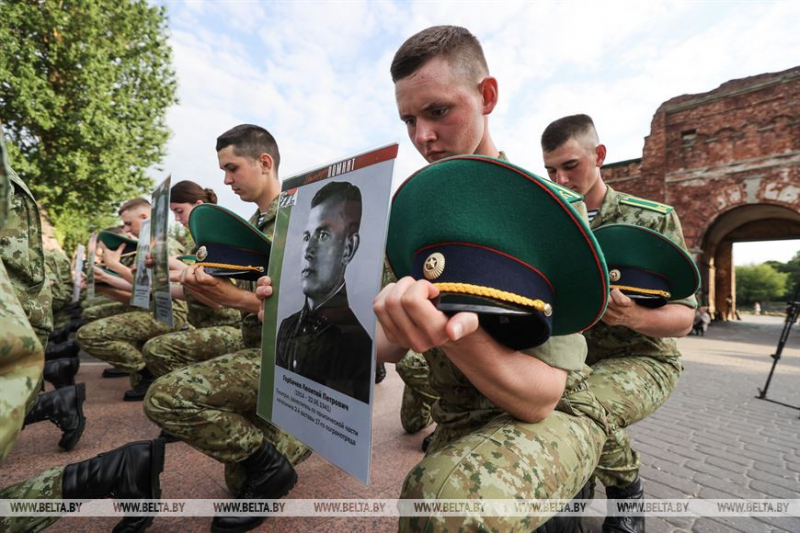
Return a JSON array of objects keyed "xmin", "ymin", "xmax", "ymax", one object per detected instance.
[
  {"xmin": 601, "ymin": 66, "xmax": 800, "ymax": 314},
  {"xmin": 700, "ymin": 204, "xmax": 800, "ymax": 318}
]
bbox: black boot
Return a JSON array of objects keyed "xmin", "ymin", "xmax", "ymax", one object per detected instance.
[
  {"xmin": 43, "ymin": 357, "xmax": 81, "ymax": 389},
  {"xmin": 45, "ymin": 339, "xmax": 81, "ymax": 361},
  {"xmin": 159, "ymin": 429, "xmax": 179, "ymax": 443},
  {"xmin": 103, "ymin": 367, "xmax": 130, "ymax": 378},
  {"xmin": 211, "ymin": 440, "xmax": 297, "ymax": 533},
  {"xmin": 123, "ymin": 368, "xmax": 156, "ymax": 402},
  {"xmin": 603, "ymin": 477, "xmax": 645, "ymax": 533},
  {"xmin": 421, "ymin": 432, "xmax": 434, "ymax": 452},
  {"xmin": 24, "ymin": 383, "xmax": 86, "ymax": 451},
  {"xmin": 63, "ymin": 438, "xmax": 166, "ymax": 533},
  {"xmin": 49, "ymin": 318, "xmax": 84, "ymax": 344},
  {"xmin": 375, "ymin": 362, "xmax": 387, "ymax": 384}
]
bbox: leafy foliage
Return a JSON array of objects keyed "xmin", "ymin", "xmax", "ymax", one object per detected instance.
[
  {"xmin": 768, "ymin": 251, "xmax": 800, "ymax": 300},
  {"xmin": 736, "ymin": 263, "xmax": 789, "ymax": 304},
  {"xmin": 0, "ymin": 0, "xmax": 177, "ymax": 249}
]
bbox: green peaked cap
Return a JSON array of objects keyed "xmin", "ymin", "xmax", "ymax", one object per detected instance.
[
  {"xmin": 387, "ymin": 155, "xmax": 609, "ymax": 340},
  {"xmin": 98, "ymin": 231, "xmax": 138, "ymax": 254},
  {"xmin": 188, "ymin": 203, "xmax": 271, "ymax": 281},
  {"xmin": 594, "ymin": 224, "xmax": 700, "ymax": 305}
]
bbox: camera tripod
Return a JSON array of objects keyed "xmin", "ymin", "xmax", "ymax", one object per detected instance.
[{"xmin": 756, "ymin": 295, "xmax": 800, "ymax": 418}]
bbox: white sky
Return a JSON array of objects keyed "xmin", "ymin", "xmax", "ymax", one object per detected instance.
[
  {"xmin": 150, "ymin": 0, "xmax": 800, "ymax": 260},
  {"xmin": 734, "ymin": 240, "xmax": 800, "ymax": 266}
]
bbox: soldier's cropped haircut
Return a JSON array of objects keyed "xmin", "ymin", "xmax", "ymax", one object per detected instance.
[
  {"xmin": 541, "ymin": 114, "xmax": 599, "ymax": 153},
  {"xmin": 216, "ymin": 124, "xmax": 281, "ymax": 171},
  {"xmin": 390, "ymin": 25, "xmax": 489, "ymax": 83},
  {"xmin": 311, "ymin": 181, "xmax": 362, "ymax": 234},
  {"xmin": 118, "ymin": 198, "xmax": 151, "ymax": 216}
]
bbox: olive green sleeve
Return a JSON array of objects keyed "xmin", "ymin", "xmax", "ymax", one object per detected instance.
[
  {"xmin": 671, "ymin": 294, "xmax": 698, "ymax": 309},
  {"xmin": 520, "ymin": 333, "xmax": 587, "ymax": 371}
]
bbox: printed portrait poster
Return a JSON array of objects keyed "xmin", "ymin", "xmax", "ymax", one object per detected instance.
[
  {"xmin": 71, "ymin": 244, "xmax": 85, "ymax": 303},
  {"xmin": 258, "ymin": 144, "xmax": 398, "ymax": 484},
  {"xmin": 151, "ymin": 176, "xmax": 173, "ymax": 326},
  {"xmin": 86, "ymin": 232, "xmax": 98, "ymax": 299},
  {"xmin": 131, "ymin": 219, "xmax": 152, "ymax": 309}
]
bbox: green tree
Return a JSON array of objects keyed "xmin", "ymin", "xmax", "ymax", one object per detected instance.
[
  {"xmin": 0, "ymin": 0, "xmax": 177, "ymax": 249},
  {"xmin": 768, "ymin": 251, "xmax": 800, "ymax": 299},
  {"xmin": 736, "ymin": 263, "xmax": 789, "ymax": 304}
]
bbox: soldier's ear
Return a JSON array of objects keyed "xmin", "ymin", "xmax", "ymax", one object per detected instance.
[
  {"xmin": 595, "ymin": 144, "xmax": 607, "ymax": 167},
  {"xmin": 342, "ymin": 233, "xmax": 360, "ymax": 265},
  {"xmin": 479, "ymin": 76, "xmax": 498, "ymax": 116}
]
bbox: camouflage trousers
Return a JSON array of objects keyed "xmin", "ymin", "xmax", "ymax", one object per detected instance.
[
  {"xmin": 400, "ymin": 410, "xmax": 606, "ymax": 531},
  {"xmin": 0, "ymin": 259, "xmax": 44, "ymax": 461},
  {"xmin": 76, "ymin": 310, "xmax": 187, "ymax": 387},
  {"xmin": 81, "ymin": 301, "xmax": 135, "ymax": 323},
  {"xmin": 588, "ymin": 356, "xmax": 681, "ymax": 488},
  {"xmin": 0, "ymin": 466, "xmax": 63, "ymax": 532},
  {"xmin": 143, "ymin": 325, "xmax": 243, "ymax": 378},
  {"xmin": 144, "ymin": 347, "xmax": 311, "ymax": 495},
  {"xmin": 396, "ymin": 351, "xmax": 437, "ymax": 434}
]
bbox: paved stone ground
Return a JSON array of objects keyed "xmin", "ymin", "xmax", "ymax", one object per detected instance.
[
  {"xmin": 613, "ymin": 314, "xmax": 800, "ymax": 533},
  {"xmin": 2, "ymin": 314, "xmax": 799, "ymax": 532}
]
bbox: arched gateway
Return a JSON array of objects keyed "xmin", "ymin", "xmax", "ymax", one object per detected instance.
[{"xmin": 602, "ymin": 66, "xmax": 800, "ymax": 317}]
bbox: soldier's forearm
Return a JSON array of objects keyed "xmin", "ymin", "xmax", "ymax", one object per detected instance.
[{"xmin": 631, "ymin": 303, "xmax": 694, "ymax": 338}]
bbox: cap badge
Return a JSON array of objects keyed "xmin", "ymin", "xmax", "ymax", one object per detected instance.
[
  {"xmin": 423, "ymin": 252, "xmax": 445, "ymax": 280},
  {"xmin": 196, "ymin": 246, "xmax": 208, "ymax": 261},
  {"xmin": 609, "ymin": 269, "xmax": 621, "ymax": 282}
]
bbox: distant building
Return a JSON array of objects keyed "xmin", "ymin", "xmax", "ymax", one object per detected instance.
[{"xmin": 602, "ymin": 66, "xmax": 800, "ymax": 317}]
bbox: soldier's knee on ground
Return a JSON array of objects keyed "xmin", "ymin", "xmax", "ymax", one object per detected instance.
[
  {"xmin": 142, "ymin": 374, "xmax": 181, "ymax": 427},
  {"xmin": 400, "ymin": 386, "xmax": 433, "ymax": 434}
]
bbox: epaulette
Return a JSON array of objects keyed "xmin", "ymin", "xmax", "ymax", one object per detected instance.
[
  {"xmin": 548, "ymin": 181, "xmax": 584, "ymax": 204},
  {"xmin": 619, "ymin": 194, "xmax": 674, "ymax": 215}
]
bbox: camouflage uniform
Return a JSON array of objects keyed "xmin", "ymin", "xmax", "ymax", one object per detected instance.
[
  {"xmin": 142, "ymin": 232, "xmax": 243, "ymax": 377},
  {"xmin": 144, "ymin": 199, "xmax": 311, "ymax": 495},
  {"xmin": 81, "ymin": 300, "xmax": 136, "ymax": 322},
  {"xmin": 585, "ymin": 185, "xmax": 697, "ymax": 488},
  {"xmin": 80, "ymin": 251, "xmax": 138, "ymax": 322},
  {"xmin": 393, "ymin": 153, "xmax": 514, "ymax": 434},
  {"xmin": 44, "ymin": 247, "xmax": 74, "ymax": 327},
  {"xmin": 400, "ymin": 335, "xmax": 608, "ymax": 531},
  {"xmin": 0, "ymin": 148, "xmax": 62, "ymax": 533},
  {"xmin": 0, "ymin": 168, "xmax": 53, "ymax": 347},
  {"xmin": 396, "ymin": 350, "xmax": 438, "ymax": 433},
  {"xmin": 76, "ymin": 237, "xmax": 188, "ymax": 387},
  {"xmin": 142, "ymin": 291, "xmax": 243, "ymax": 378}
]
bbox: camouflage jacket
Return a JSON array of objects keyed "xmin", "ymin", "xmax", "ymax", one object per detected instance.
[
  {"xmin": 240, "ymin": 196, "xmax": 279, "ymax": 348},
  {"xmin": 385, "ymin": 152, "xmax": 605, "ymax": 442},
  {"xmin": 0, "ymin": 169, "xmax": 53, "ymax": 345},
  {"xmin": 183, "ymin": 233, "xmax": 241, "ymax": 329},
  {"xmin": 45, "ymin": 247, "xmax": 74, "ymax": 314},
  {"xmin": 584, "ymin": 185, "xmax": 698, "ymax": 365},
  {"xmin": 0, "ymin": 147, "xmax": 44, "ymax": 460}
]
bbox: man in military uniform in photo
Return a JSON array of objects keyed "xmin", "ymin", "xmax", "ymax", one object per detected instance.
[
  {"xmin": 542, "ymin": 114, "xmax": 699, "ymax": 533},
  {"xmin": 144, "ymin": 125, "xmax": 311, "ymax": 533},
  {"xmin": 276, "ymin": 181, "xmax": 372, "ymax": 404},
  {"xmin": 76, "ymin": 198, "xmax": 189, "ymax": 401}
]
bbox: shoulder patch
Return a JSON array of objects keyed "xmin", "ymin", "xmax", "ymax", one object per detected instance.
[
  {"xmin": 619, "ymin": 195, "xmax": 674, "ymax": 215},
  {"xmin": 548, "ymin": 181, "xmax": 584, "ymax": 204}
]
